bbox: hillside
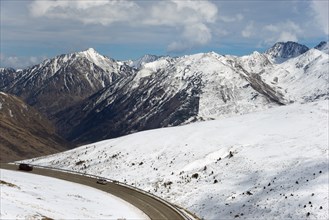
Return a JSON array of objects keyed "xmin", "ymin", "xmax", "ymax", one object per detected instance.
[
  {"xmin": 24, "ymin": 100, "xmax": 329, "ymax": 219},
  {"xmin": 0, "ymin": 92, "xmax": 71, "ymax": 162}
]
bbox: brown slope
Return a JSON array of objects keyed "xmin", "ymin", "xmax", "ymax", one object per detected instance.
[{"xmin": 0, "ymin": 92, "xmax": 72, "ymax": 162}]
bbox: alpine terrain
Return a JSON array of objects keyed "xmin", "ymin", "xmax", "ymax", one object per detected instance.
[{"xmin": 1, "ymin": 40, "xmax": 328, "ymax": 219}]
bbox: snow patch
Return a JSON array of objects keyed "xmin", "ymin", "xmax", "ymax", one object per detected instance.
[{"xmin": 8, "ymin": 109, "xmax": 13, "ymax": 117}]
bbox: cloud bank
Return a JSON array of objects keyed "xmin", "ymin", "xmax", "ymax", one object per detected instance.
[
  {"xmin": 0, "ymin": 53, "xmax": 47, "ymax": 69},
  {"xmin": 264, "ymin": 20, "xmax": 302, "ymax": 43},
  {"xmin": 29, "ymin": 0, "xmax": 218, "ymax": 53}
]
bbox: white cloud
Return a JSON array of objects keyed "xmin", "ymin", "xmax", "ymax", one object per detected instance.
[
  {"xmin": 144, "ymin": 0, "xmax": 217, "ymax": 26},
  {"xmin": 29, "ymin": 0, "xmax": 139, "ymax": 25},
  {"xmin": 0, "ymin": 54, "xmax": 47, "ymax": 69},
  {"xmin": 310, "ymin": 0, "xmax": 329, "ymax": 35},
  {"xmin": 148, "ymin": 0, "xmax": 217, "ymax": 52},
  {"xmin": 263, "ymin": 20, "xmax": 302, "ymax": 44},
  {"xmin": 242, "ymin": 22, "xmax": 254, "ymax": 38},
  {"xmin": 173, "ymin": 0, "xmax": 217, "ymax": 23},
  {"xmin": 278, "ymin": 31, "xmax": 298, "ymax": 42},
  {"xmin": 168, "ymin": 23, "xmax": 212, "ymax": 52},
  {"xmin": 167, "ymin": 42, "xmax": 189, "ymax": 53},
  {"xmin": 219, "ymin": 14, "xmax": 243, "ymax": 23},
  {"xmin": 183, "ymin": 23, "xmax": 212, "ymax": 45},
  {"xmin": 28, "ymin": 0, "xmax": 218, "ymax": 53}
]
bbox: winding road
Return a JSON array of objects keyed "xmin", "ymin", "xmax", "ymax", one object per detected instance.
[{"xmin": 0, "ymin": 163, "xmax": 190, "ymax": 220}]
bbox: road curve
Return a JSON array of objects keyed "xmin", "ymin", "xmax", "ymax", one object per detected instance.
[{"xmin": 0, "ymin": 163, "xmax": 187, "ymax": 220}]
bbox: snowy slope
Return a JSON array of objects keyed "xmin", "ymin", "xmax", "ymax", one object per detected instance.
[
  {"xmin": 259, "ymin": 49, "xmax": 329, "ymax": 102},
  {"xmin": 236, "ymin": 51, "xmax": 273, "ymax": 73},
  {"xmin": 133, "ymin": 52, "xmax": 277, "ymax": 119},
  {"xmin": 126, "ymin": 54, "xmax": 164, "ymax": 69},
  {"xmin": 168, "ymin": 52, "xmax": 277, "ymax": 119},
  {"xmin": 0, "ymin": 169, "xmax": 148, "ymax": 219},
  {"xmin": 24, "ymin": 100, "xmax": 329, "ymax": 219}
]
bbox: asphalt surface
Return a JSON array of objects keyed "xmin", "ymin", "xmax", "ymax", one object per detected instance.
[{"xmin": 0, "ymin": 163, "xmax": 186, "ymax": 220}]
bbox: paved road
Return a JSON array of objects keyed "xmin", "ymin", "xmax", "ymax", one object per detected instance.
[{"xmin": 0, "ymin": 163, "xmax": 186, "ymax": 220}]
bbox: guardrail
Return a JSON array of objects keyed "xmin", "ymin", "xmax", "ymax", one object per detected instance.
[{"xmin": 10, "ymin": 162, "xmax": 196, "ymax": 220}]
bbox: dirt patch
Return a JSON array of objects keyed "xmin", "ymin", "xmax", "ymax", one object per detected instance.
[{"xmin": 0, "ymin": 180, "xmax": 20, "ymax": 189}]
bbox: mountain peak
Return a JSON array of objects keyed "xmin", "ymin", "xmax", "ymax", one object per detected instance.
[
  {"xmin": 84, "ymin": 47, "xmax": 98, "ymax": 54},
  {"xmin": 127, "ymin": 54, "xmax": 162, "ymax": 69},
  {"xmin": 76, "ymin": 48, "xmax": 119, "ymax": 70},
  {"xmin": 314, "ymin": 41, "xmax": 329, "ymax": 54},
  {"xmin": 265, "ymin": 41, "xmax": 309, "ymax": 63},
  {"xmin": 79, "ymin": 48, "xmax": 102, "ymax": 57}
]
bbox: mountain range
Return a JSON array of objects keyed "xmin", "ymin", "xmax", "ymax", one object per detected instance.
[{"xmin": 1, "ymin": 41, "xmax": 328, "ymax": 149}]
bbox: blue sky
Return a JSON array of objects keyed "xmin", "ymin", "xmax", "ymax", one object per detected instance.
[{"xmin": 1, "ymin": 0, "xmax": 328, "ymax": 68}]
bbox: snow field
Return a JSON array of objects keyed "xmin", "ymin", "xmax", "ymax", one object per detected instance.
[
  {"xmin": 0, "ymin": 169, "xmax": 149, "ymax": 220},
  {"xmin": 24, "ymin": 100, "xmax": 328, "ymax": 219}
]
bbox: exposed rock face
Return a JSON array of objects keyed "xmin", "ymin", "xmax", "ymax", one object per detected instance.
[
  {"xmin": 265, "ymin": 41, "xmax": 309, "ymax": 63},
  {"xmin": 0, "ymin": 68, "xmax": 22, "ymax": 88}
]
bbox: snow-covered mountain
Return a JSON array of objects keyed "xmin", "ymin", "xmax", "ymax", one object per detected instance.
[
  {"xmin": 237, "ymin": 46, "xmax": 329, "ymax": 103},
  {"xmin": 236, "ymin": 51, "xmax": 273, "ymax": 73},
  {"xmin": 265, "ymin": 41, "xmax": 309, "ymax": 63},
  {"xmin": 259, "ymin": 48, "xmax": 329, "ymax": 102},
  {"xmin": 58, "ymin": 52, "xmax": 283, "ymax": 143},
  {"xmin": 1, "ymin": 41, "xmax": 328, "ymax": 145},
  {"xmin": 126, "ymin": 54, "xmax": 164, "ymax": 69},
  {"xmin": 24, "ymin": 100, "xmax": 329, "ymax": 220},
  {"xmin": 314, "ymin": 41, "xmax": 329, "ymax": 54},
  {"xmin": 1, "ymin": 48, "xmax": 134, "ymax": 117},
  {"xmin": 58, "ymin": 42, "xmax": 328, "ymax": 144}
]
